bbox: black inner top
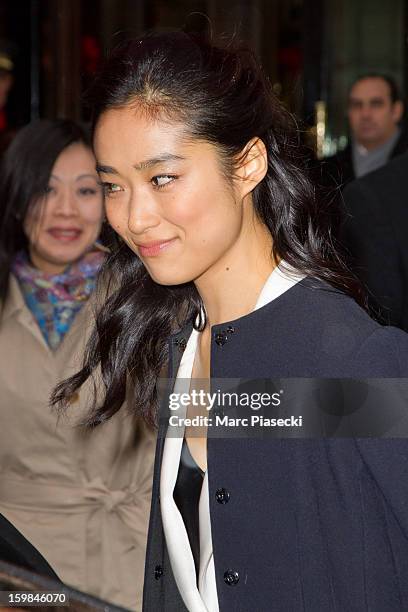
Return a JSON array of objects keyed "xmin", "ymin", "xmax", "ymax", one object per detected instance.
[{"xmin": 173, "ymin": 438, "xmax": 205, "ymax": 579}]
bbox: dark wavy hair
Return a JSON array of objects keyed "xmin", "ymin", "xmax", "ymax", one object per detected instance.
[
  {"xmin": 0, "ymin": 119, "xmax": 92, "ymax": 303},
  {"xmin": 53, "ymin": 30, "xmax": 363, "ymax": 427}
]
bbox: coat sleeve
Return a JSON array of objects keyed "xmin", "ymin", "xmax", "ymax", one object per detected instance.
[
  {"xmin": 341, "ymin": 178, "xmax": 404, "ymax": 327},
  {"xmin": 352, "ymin": 326, "xmax": 408, "ymax": 539}
]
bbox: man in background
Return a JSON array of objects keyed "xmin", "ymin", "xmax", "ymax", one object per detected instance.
[{"xmin": 324, "ymin": 74, "xmax": 407, "ymax": 188}]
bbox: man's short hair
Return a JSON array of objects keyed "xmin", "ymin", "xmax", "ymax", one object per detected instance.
[{"xmin": 349, "ymin": 74, "xmax": 401, "ymax": 104}]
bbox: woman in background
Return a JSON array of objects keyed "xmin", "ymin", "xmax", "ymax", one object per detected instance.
[{"xmin": 0, "ymin": 119, "xmax": 155, "ymax": 612}]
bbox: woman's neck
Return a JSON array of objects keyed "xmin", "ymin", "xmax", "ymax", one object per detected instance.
[{"xmin": 194, "ymin": 215, "xmax": 277, "ymax": 328}]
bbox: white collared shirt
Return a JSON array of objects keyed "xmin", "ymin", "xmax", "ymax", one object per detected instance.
[{"xmin": 160, "ymin": 263, "xmax": 306, "ymax": 612}]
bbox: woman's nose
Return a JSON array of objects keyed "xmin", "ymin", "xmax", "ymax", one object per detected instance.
[
  {"xmin": 54, "ymin": 190, "xmax": 79, "ymax": 216},
  {"xmin": 127, "ymin": 194, "xmax": 160, "ymax": 235}
]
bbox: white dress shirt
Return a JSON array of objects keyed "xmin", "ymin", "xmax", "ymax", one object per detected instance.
[{"xmin": 160, "ymin": 263, "xmax": 305, "ymax": 612}]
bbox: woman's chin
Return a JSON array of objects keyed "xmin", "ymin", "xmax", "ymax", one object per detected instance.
[{"xmin": 148, "ymin": 269, "xmax": 195, "ymax": 287}]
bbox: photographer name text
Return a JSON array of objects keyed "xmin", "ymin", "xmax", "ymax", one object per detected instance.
[{"xmin": 169, "ymin": 415, "xmax": 303, "ymax": 428}]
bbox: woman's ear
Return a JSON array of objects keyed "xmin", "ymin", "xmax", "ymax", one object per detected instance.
[
  {"xmin": 393, "ymin": 100, "xmax": 404, "ymax": 123},
  {"xmin": 234, "ymin": 137, "xmax": 268, "ymax": 198}
]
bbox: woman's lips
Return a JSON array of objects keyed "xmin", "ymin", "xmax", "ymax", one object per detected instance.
[
  {"xmin": 138, "ymin": 239, "xmax": 176, "ymax": 257},
  {"xmin": 47, "ymin": 228, "xmax": 82, "ymax": 243}
]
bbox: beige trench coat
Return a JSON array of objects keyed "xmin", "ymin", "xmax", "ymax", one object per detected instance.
[{"xmin": 0, "ymin": 275, "xmax": 156, "ymax": 611}]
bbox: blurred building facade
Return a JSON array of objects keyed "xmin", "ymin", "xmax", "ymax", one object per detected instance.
[{"xmin": 0, "ymin": 0, "xmax": 406, "ymax": 156}]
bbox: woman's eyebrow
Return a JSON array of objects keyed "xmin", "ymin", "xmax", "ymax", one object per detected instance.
[
  {"xmin": 96, "ymin": 154, "xmax": 185, "ymax": 176},
  {"xmin": 96, "ymin": 164, "xmax": 117, "ymax": 175},
  {"xmin": 133, "ymin": 154, "xmax": 186, "ymax": 170},
  {"xmin": 76, "ymin": 173, "xmax": 98, "ymax": 182}
]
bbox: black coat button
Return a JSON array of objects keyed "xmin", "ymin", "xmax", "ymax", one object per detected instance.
[
  {"xmin": 154, "ymin": 565, "xmax": 163, "ymax": 580},
  {"xmin": 215, "ymin": 331, "xmax": 228, "ymax": 346},
  {"xmin": 224, "ymin": 569, "xmax": 239, "ymax": 586},
  {"xmin": 215, "ymin": 488, "xmax": 230, "ymax": 504},
  {"xmin": 215, "ymin": 325, "xmax": 236, "ymax": 347}
]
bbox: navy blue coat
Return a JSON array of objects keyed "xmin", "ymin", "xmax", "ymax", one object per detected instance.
[{"xmin": 143, "ymin": 279, "xmax": 408, "ymax": 611}]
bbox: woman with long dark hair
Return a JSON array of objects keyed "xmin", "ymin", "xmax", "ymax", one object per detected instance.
[
  {"xmin": 0, "ymin": 119, "xmax": 155, "ymax": 611},
  {"xmin": 56, "ymin": 32, "xmax": 408, "ymax": 611}
]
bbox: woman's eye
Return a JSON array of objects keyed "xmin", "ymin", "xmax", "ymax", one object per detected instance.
[
  {"xmin": 79, "ymin": 187, "xmax": 98, "ymax": 196},
  {"xmin": 151, "ymin": 175, "xmax": 176, "ymax": 189},
  {"xmin": 102, "ymin": 182, "xmax": 123, "ymax": 196},
  {"xmin": 44, "ymin": 185, "xmax": 55, "ymax": 195}
]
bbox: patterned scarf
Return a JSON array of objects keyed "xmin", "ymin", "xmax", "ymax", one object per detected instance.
[{"xmin": 12, "ymin": 249, "xmax": 105, "ymax": 350}]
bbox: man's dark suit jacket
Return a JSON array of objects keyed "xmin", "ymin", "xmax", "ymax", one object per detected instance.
[
  {"xmin": 322, "ymin": 128, "xmax": 408, "ymax": 189},
  {"xmin": 0, "ymin": 512, "xmax": 58, "ymax": 579},
  {"xmin": 341, "ymin": 151, "xmax": 408, "ymax": 331},
  {"xmin": 143, "ymin": 278, "xmax": 408, "ymax": 612}
]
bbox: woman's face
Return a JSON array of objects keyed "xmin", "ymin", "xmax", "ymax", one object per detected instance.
[
  {"xmin": 94, "ymin": 106, "xmax": 248, "ymax": 286},
  {"xmin": 24, "ymin": 142, "xmax": 103, "ymax": 274}
]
